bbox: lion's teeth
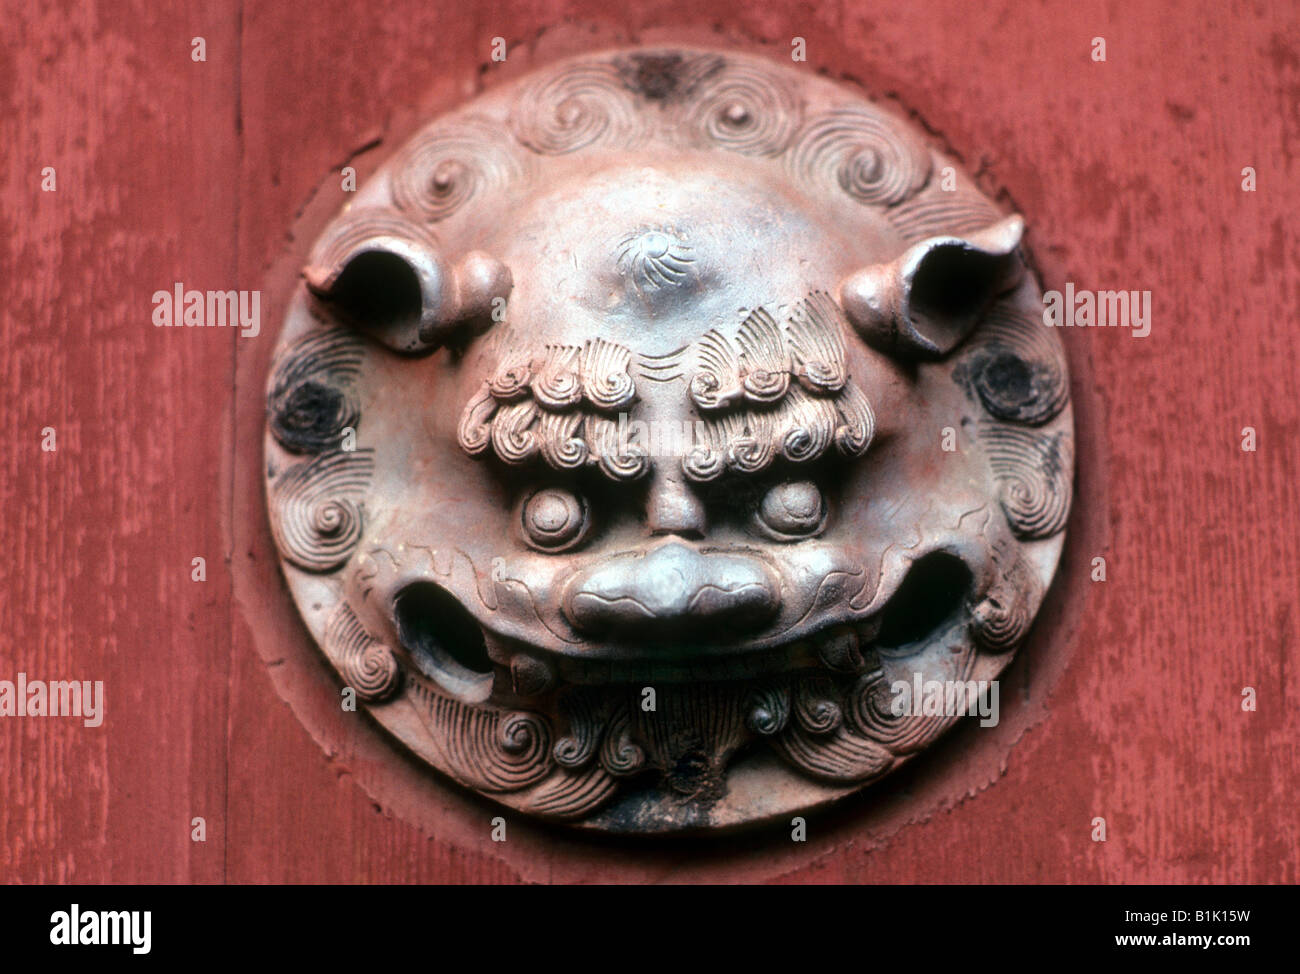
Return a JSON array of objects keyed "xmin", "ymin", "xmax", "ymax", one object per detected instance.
[
  {"xmin": 816, "ymin": 625, "xmax": 863, "ymax": 672},
  {"xmin": 509, "ymin": 653, "xmax": 556, "ymax": 696}
]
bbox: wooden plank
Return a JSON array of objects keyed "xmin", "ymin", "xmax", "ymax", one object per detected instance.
[{"xmin": 0, "ymin": 0, "xmax": 241, "ymax": 883}]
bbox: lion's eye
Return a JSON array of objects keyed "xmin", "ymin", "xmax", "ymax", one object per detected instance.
[
  {"xmin": 755, "ymin": 481, "xmax": 826, "ymax": 539},
  {"xmin": 521, "ymin": 487, "xmax": 590, "ymax": 551}
]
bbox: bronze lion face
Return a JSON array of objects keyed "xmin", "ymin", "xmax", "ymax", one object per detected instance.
[{"xmin": 265, "ymin": 48, "xmax": 1072, "ymax": 831}]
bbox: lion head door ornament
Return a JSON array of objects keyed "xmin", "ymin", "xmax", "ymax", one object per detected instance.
[{"xmin": 264, "ymin": 48, "xmax": 1073, "ymax": 832}]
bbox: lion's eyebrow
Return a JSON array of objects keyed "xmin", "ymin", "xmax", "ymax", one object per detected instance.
[
  {"xmin": 457, "ymin": 293, "xmax": 872, "ymax": 483},
  {"xmin": 681, "ymin": 379, "xmax": 874, "ymax": 482},
  {"xmin": 457, "ymin": 335, "xmax": 652, "ymax": 482},
  {"xmin": 687, "ymin": 292, "xmax": 849, "ymax": 412},
  {"xmin": 675, "ymin": 292, "xmax": 870, "ymax": 482}
]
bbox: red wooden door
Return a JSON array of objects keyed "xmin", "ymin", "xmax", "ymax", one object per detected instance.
[{"xmin": 2, "ymin": 0, "xmax": 1296, "ymax": 883}]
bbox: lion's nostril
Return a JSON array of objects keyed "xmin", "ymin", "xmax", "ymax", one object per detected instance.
[{"xmin": 562, "ymin": 542, "xmax": 779, "ymax": 638}]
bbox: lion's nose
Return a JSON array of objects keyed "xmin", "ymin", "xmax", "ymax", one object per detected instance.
[
  {"xmin": 646, "ymin": 469, "xmax": 707, "ymax": 539},
  {"xmin": 561, "ymin": 541, "xmax": 779, "ymax": 639}
]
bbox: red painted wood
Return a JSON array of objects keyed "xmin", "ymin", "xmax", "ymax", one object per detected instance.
[{"xmin": 1, "ymin": 0, "xmax": 1296, "ymax": 883}]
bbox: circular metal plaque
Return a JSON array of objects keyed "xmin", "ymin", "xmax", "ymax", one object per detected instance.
[{"xmin": 263, "ymin": 46, "xmax": 1073, "ymax": 832}]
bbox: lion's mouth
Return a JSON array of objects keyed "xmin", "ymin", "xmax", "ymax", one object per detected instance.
[
  {"xmin": 391, "ymin": 548, "xmax": 977, "ymax": 698},
  {"xmin": 393, "ymin": 582, "xmax": 497, "ymax": 702}
]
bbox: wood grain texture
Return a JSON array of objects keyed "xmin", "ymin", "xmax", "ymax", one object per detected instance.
[{"xmin": 1, "ymin": 0, "xmax": 1296, "ymax": 883}]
